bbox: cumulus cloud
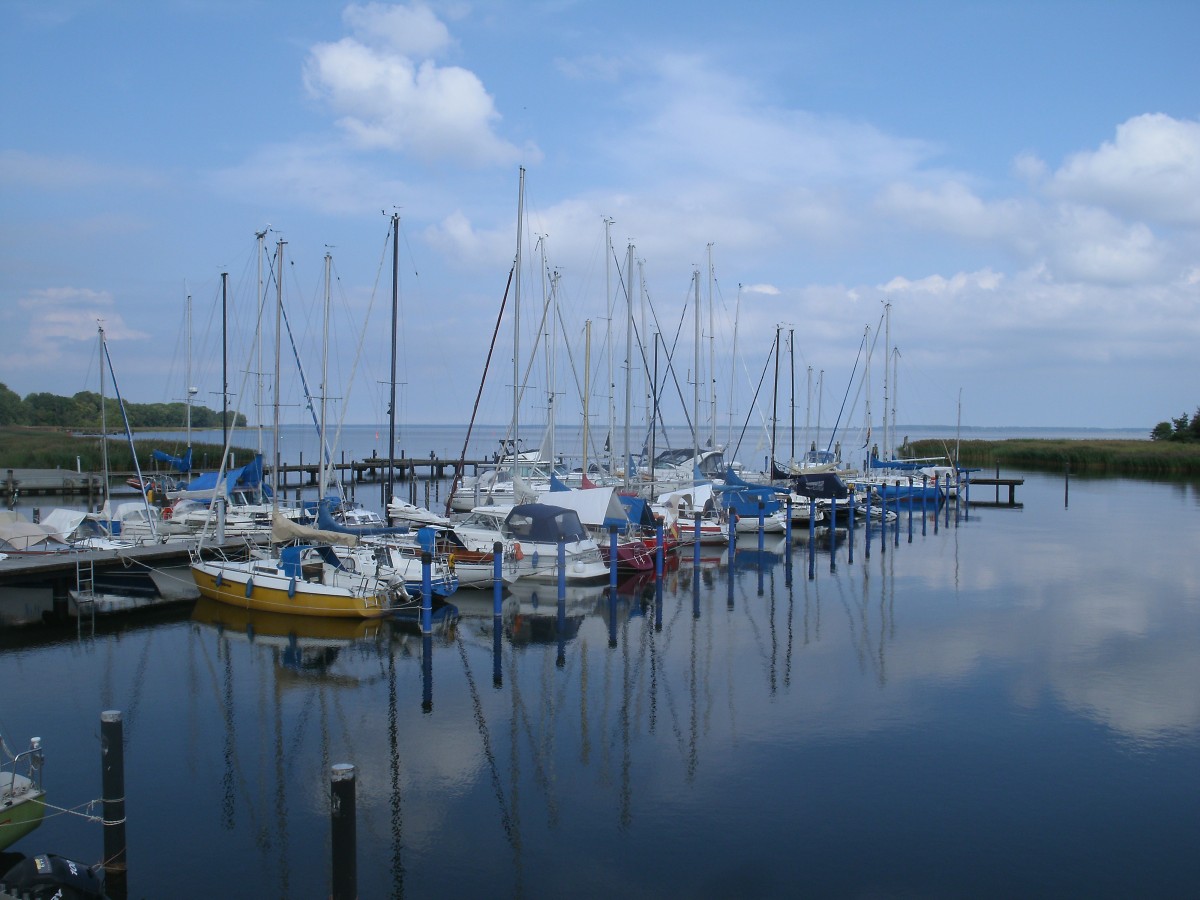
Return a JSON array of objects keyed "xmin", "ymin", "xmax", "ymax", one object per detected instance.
[
  {"xmin": 1041, "ymin": 204, "xmax": 1165, "ymax": 284},
  {"xmin": 5, "ymin": 287, "xmax": 149, "ymax": 376},
  {"xmin": 304, "ymin": 2, "xmax": 534, "ymax": 167},
  {"xmin": 1049, "ymin": 113, "xmax": 1200, "ymax": 226},
  {"xmin": 876, "ymin": 180, "xmax": 1026, "ymax": 240}
]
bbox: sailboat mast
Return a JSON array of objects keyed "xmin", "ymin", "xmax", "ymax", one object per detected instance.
[
  {"xmin": 513, "ymin": 168, "xmax": 525, "ymax": 453},
  {"xmin": 771, "ymin": 325, "xmax": 780, "ymax": 472},
  {"xmin": 388, "ymin": 212, "xmax": 399, "ymax": 504},
  {"xmin": 185, "ymin": 291, "xmax": 194, "ymax": 452},
  {"xmin": 623, "ymin": 242, "xmax": 633, "ymax": 488},
  {"xmin": 255, "ymin": 227, "xmax": 268, "ymax": 464},
  {"xmin": 320, "ymin": 250, "xmax": 332, "ymax": 499},
  {"xmin": 883, "ymin": 300, "xmax": 891, "ymax": 460},
  {"xmin": 728, "ymin": 283, "xmax": 741, "ymax": 451},
  {"xmin": 707, "ymin": 242, "xmax": 716, "ymax": 449},
  {"xmin": 582, "ymin": 319, "xmax": 591, "ymax": 479},
  {"xmin": 272, "ymin": 239, "xmax": 285, "ymax": 513},
  {"xmin": 98, "ymin": 324, "xmax": 109, "ymax": 497},
  {"xmin": 221, "ymin": 271, "xmax": 229, "ymax": 460},
  {"xmin": 692, "ymin": 268, "xmax": 700, "ymax": 469},
  {"xmin": 864, "ymin": 324, "xmax": 872, "ymax": 464},
  {"xmin": 604, "ymin": 217, "xmax": 614, "ymax": 475},
  {"xmin": 789, "ymin": 328, "xmax": 795, "ymax": 464}
]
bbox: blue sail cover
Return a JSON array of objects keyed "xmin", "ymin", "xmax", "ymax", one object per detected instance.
[
  {"xmin": 152, "ymin": 447, "xmax": 193, "ymax": 474},
  {"xmin": 180, "ymin": 454, "xmax": 268, "ymax": 497},
  {"xmin": 316, "ymin": 498, "xmax": 408, "ymax": 537},
  {"xmin": 549, "ymin": 472, "xmax": 572, "ymax": 492},
  {"xmin": 618, "ymin": 495, "xmax": 658, "ymax": 530},
  {"xmin": 503, "ymin": 504, "xmax": 590, "ymax": 543}
]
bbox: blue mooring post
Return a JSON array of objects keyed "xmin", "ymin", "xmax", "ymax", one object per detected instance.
[
  {"xmin": 655, "ymin": 522, "xmax": 664, "ymax": 578},
  {"xmin": 727, "ymin": 512, "xmax": 737, "ymax": 565},
  {"xmin": 331, "ymin": 763, "xmax": 356, "ymax": 900},
  {"xmin": 559, "ymin": 538, "xmax": 568, "ymax": 601},
  {"xmin": 492, "ymin": 619, "xmax": 503, "ymax": 689},
  {"xmin": 785, "ymin": 495, "xmax": 793, "ymax": 548},
  {"xmin": 654, "ymin": 574, "xmax": 663, "ymax": 632},
  {"xmin": 608, "ymin": 582, "xmax": 618, "ymax": 648},
  {"xmin": 492, "ymin": 541, "xmax": 503, "ymax": 617},
  {"xmin": 101, "ymin": 710, "xmax": 127, "ymax": 887},
  {"xmin": 934, "ymin": 474, "xmax": 940, "ymax": 535},
  {"xmin": 830, "ymin": 496, "xmax": 838, "ymax": 573},
  {"xmin": 422, "ymin": 634, "xmax": 433, "ymax": 712},
  {"xmin": 556, "ymin": 588, "xmax": 567, "ymax": 669},
  {"xmin": 609, "ymin": 526, "xmax": 619, "ymax": 593},
  {"xmin": 420, "ymin": 551, "xmax": 433, "ymax": 634},
  {"xmin": 848, "ymin": 490, "xmax": 855, "ymax": 565},
  {"xmin": 492, "ymin": 541, "xmax": 503, "ymax": 688},
  {"xmin": 757, "ymin": 500, "xmax": 765, "ymax": 551},
  {"xmin": 922, "ymin": 475, "xmax": 929, "ymax": 535},
  {"xmin": 865, "ymin": 487, "xmax": 872, "ymax": 559},
  {"xmin": 907, "ymin": 477, "xmax": 914, "ymax": 543},
  {"xmin": 694, "ymin": 513, "xmax": 702, "ymax": 567}
]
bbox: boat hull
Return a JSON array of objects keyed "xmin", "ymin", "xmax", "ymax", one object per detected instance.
[
  {"xmin": 191, "ymin": 560, "xmax": 394, "ymax": 619},
  {"xmin": 0, "ymin": 781, "xmax": 45, "ymax": 851}
]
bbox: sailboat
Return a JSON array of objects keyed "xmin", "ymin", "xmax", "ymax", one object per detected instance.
[
  {"xmin": 190, "ymin": 239, "xmax": 410, "ymax": 619},
  {"xmin": 0, "ymin": 731, "xmax": 45, "ymax": 851}
]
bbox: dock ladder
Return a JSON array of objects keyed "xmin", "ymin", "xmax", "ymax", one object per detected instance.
[{"xmin": 74, "ymin": 557, "xmax": 97, "ymax": 631}]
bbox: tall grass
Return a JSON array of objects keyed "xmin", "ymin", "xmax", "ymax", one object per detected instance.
[
  {"xmin": 0, "ymin": 427, "xmax": 251, "ymax": 473},
  {"xmin": 906, "ymin": 438, "xmax": 1200, "ymax": 476}
]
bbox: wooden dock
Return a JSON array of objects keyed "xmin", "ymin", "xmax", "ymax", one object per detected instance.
[
  {"xmin": 0, "ymin": 455, "xmax": 490, "ymax": 499},
  {"xmin": 966, "ymin": 476, "xmax": 1024, "ymax": 508}
]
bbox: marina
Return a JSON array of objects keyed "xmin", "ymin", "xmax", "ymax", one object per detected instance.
[{"xmin": 1, "ymin": 462, "xmax": 1199, "ymax": 897}]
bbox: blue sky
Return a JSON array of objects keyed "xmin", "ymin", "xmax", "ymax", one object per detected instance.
[{"xmin": 3, "ymin": 0, "xmax": 1199, "ymax": 438}]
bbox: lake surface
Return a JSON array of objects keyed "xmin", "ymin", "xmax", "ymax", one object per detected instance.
[{"xmin": 2, "ymin": 466, "xmax": 1198, "ymax": 898}]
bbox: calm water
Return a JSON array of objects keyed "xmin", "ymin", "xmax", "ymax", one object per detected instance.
[{"xmin": 3, "ymin": 467, "xmax": 1199, "ymax": 898}]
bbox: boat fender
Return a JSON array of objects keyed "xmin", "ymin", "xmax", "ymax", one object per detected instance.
[
  {"xmin": 0, "ymin": 853, "xmax": 107, "ymax": 898},
  {"xmin": 513, "ymin": 542, "xmax": 524, "ymax": 561},
  {"xmin": 245, "ymin": 577, "xmax": 254, "ymax": 598},
  {"xmin": 288, "ymin": 577, "xmax": 297, "ymax": 598},
  {"xmin": 447, "ymin": 553, "xmax": 456, "ymax": 572}
]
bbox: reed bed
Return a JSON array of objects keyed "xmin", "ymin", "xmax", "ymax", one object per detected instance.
[
  {"xmin": 906, "ymin": 438, "xmax": 1200, "ymax": 476},
  {"xmin": 0, "ymin": 427, "xmax": 248, "ymax": 473}
]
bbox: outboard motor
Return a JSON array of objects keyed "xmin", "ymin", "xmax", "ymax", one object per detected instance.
[{"xmin": 0, "ymin": 853, "xmax": 107, "ymax": 899}]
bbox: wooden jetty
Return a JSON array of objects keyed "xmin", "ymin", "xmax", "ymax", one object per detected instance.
[
  {"xmin": 0, "ymin": 454, "xmax": 489, "ymax": 499},
  {"xmin": 268, "ymin": 454, "xmax": 488, "ymax": 489},
  {"xmin": 967, "ymin": 476, "xmax": 1024, "ymax": 508},
  {"xmin": 0, "ymin": 540, "xmax": 245, "ymax": 627}
]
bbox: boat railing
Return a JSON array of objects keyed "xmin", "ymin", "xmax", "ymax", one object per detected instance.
[{"xmin": 2, "ymin": 737, "xmax": 44, "ymax": 796}]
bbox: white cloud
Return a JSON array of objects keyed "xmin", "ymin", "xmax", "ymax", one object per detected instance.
[
  {"xmin": 5, "ymin": 287, "xmax": 149, "ymax": 377},
  {"xmin": 304, "ymin": 3, "xmax": 533, "ymax": 167},
  {"xmin": 876, "ymin": 180, "xmax": 1026, "ymax": 240},
  {"xmin": 743, "ymin": 284, "xmax": 780, "ymax": 296},
  {"xmin": 1042, "ymin": 204, "xmax": 1165, "ymax": 285},
  {"xmin": 881, "ymin": 269, "xmax": 1003, "ymax": 296},
  {"xmin": 1049, "ymin": 113, "xmax": 1200, "ymax": 226},
  {"xmin": 343, "ymin": 2, "xmax": 453, "ymax": 57}
]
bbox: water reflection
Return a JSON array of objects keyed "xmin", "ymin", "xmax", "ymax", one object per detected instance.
[{"xmin": 4, "ymin": 472, "xmax": 1200, "ymax": 896}]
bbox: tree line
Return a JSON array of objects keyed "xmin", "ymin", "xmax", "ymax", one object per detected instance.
[
  {"xmin": 0, "ymin": 383, "xmax": 246, "ymax": 429},
  {"xmin": 1151, "ymin": 409, "xmax": 1200, "ymax": 442}
]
